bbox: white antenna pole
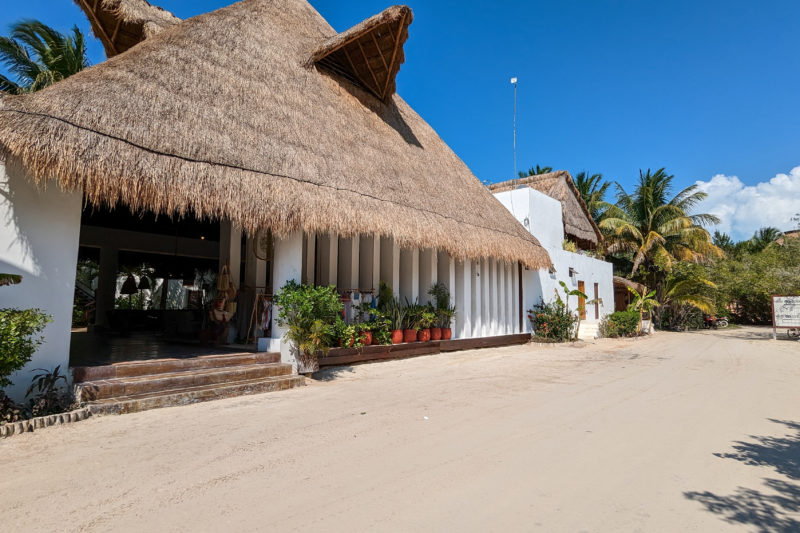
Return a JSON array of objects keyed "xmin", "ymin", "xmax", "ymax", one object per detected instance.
[{"xmin": 511, "ymin": 77, "xmax": 518, "ymax": 182}]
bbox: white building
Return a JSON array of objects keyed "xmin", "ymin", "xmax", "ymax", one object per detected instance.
[{"xmin": 491, "ymin": 172, "xmax": 614, "ymax": 339}]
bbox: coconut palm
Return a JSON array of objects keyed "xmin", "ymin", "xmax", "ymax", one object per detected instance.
[
  {"xmin": 748, "ymin": 227, "xmax": 783, "ymax": 253},
  {"xmin": 0, "ymin": 20, "xmax": 89, "ymax": 94},
  {"xmin": 600, "ymin": 168, "xmax": 722, "ymax": 280},
  {"xmin": 518, "ymin": 165, "xmax": 553, "ymax": 178},
  {"xmin": 574, "ymin": 171, "xmax": 611, "ymax": 222},
  {"xmin": 627, "ymin": 286, "xmax": 658, "ymax": 333}
]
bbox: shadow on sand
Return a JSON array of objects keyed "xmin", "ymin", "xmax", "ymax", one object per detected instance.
[
  {"xmin": 684, "ymin": 419, "xmax": 800, "ymax": 532},
  {"xmin": 311, "ymin": 365, "xmax": 356, "ymax": 382}
]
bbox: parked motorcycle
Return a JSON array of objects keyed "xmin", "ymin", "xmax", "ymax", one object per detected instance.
[{"xmin": 703, "ymin": 315, "xmax": 729, "ymax": 329}]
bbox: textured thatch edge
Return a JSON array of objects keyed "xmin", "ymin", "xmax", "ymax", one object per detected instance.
[
  {"xmin": 0, "ymin": 407, "xmax": 91, "ymax": 438},
  {"xmin": 489, "ymin": 171, "xmax": 604, "ymax": 245},
  {"xmin": 0, "ymin": 109, "xmax": 551, "ymax": 270},
  {"xmin": 310, "ymin": 5, "xmax": 411, "ymax": 62}
]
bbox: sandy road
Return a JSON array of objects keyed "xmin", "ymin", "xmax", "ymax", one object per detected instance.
[{"xmin": 1, "ymin": 327, "xmax": 799, "ymax": 532}]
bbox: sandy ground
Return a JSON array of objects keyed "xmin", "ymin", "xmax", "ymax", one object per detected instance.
[{"xmin": 1, "ymin": 327, "xmax": 799, "ymax": 532}]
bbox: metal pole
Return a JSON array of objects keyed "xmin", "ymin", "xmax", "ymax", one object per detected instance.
[{"xmin": 512, "ymin": 78, "xmax": 518, "ymax": 181}]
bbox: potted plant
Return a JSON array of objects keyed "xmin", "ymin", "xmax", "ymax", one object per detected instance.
[
  {"xmin": 438, "ymin": 304, "xmax": 456, "ymax": 340},
  {"xmin": 274, "ymin": 281, "xmax": 342, "ymax": 374},
  {"xmin": 428, "ymin": 282, "xmax": 456, "ymax": 340},
  {"xmin": 387, "ymin": 298, "xmax": 406, "ymax": 344},
  {"xmin": 415, "ymin": 305, "xmax": 436, "ymax": 343},
  {"xmin": 402, "ymin": 299, "xmax": 418, "ymax": 342}
]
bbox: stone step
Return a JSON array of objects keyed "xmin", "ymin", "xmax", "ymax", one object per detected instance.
[
  {"xmin": 77, "ymin": 363, "xmax": 293, "ymax": 402},
  {"xmin": 86, "ymin": 374, "xmax": 306, "ymax": 415},
  {"xmin": 73, "ymin": 352, "xmax": 281, "ymax": 382}
]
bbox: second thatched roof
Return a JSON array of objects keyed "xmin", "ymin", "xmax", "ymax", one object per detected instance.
[
  {"xmin": 489, "ymin": 171, "xmax": 603, "ymax": 248},
  {"xmin": 0, "ymin": 0, "xmax": 551, "ymax": 269}
]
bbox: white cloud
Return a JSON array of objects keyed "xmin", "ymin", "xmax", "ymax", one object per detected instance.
[{"xmin": 694, "ymin": 166, "xmax": 800, "ymax": 240}]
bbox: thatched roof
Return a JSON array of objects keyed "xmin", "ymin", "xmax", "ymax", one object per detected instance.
[
  {"xmin": 0, "ymin": 0, "xmax": 551, "ymax": 269},
  {"xmin": 489, "ymin": 171, "xmax": 603, "ymax": 247},
  {"xmin": 74, "ymin": 0, "xmax": 179, "ymax": 57}
]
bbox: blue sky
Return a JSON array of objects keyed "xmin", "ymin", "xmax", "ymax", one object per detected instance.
[{"xmin": 2, "ymin": 0, "xmax": 799, "ymax": 238}]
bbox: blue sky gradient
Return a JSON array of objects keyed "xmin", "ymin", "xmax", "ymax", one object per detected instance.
[{"xmin": 2, "ymin": 1, "xmax": 799, "ymax": 237}]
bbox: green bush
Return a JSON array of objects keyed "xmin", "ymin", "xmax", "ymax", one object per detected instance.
[
  {"xmin": 274, "ymin": 281, "xmax": 342, "ymax": 356},
  {"xmin": 599, "ymin": 311, "xmax": 640, "ymax": 338},
  {"xmin": 0, "ymin": 309, "xmax": 51, "ymax": 388},
  {"xmin": 528, "ymin": 300, "xmax": 577, "ymax": 342}
]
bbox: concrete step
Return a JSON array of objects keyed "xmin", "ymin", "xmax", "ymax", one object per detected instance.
[
  {"xmin": 86, "ymin": 374, "xmax": 306, "ymax": 415},
  {"xmin": 77, "ymin": 363, "xmax": 294, "ymax": 402},
  {"xmin": 73, "ymin": 352, "xmax": 280, "ymax": 382},
  {"xmin": 578, "ymin": 322, "xmax": 600, "ymax": 340}
]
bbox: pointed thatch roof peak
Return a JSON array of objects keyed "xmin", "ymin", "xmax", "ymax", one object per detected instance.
[
  {"xmin": 74, "ymin": 0, "xmax": 180, "ymax": 57},
  {"xmin": 489, "ymin": 171, "xmax": 603, "ymax": 248},
  {"xmin": 0, "ymin": 0, "xmax": 551, "ymax": 269}
]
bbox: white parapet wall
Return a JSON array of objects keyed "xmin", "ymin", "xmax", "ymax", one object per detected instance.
[{"xmin": 0, "ymin": 159, "xmax": 82, "ymax": 401}]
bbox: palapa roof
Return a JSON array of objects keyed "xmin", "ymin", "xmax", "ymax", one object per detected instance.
[
  {"xmin": 489, "ymin": 171, "xmax": 603, "ymax": 248},
  {"xmin": 0, "ymin": 0, "xmax": 551, "ymax": 269},
  {"xmin": 73, "ymin": 0, "xmax": 180, "ymax": 57}
]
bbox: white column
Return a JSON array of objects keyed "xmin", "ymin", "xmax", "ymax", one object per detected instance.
[
  {"xmin": 455, "ymin": 260, "xmax": 472, "ymax": 338},
  {"xmin": 380, "ymin": 236, "xmax": 400, "ymax": 297},
  {"xmin": 337, "ymin": 236, "xmax": 359, "ymax": 291},
  {"xmin": 512, "ymin": 263, "xmax": 520, "ymax": 333},
  {"xmin": 481, "ymin": 258, "xmax": 490, "ymax": 337},
  {"xmin": 270, "ymin": 231, "xmax": 304, "ymax": 366},
  {"xmin": 218, "ymin": 219, "xmax": 241, "ymax": 289},
  {"xmin": 507, "ymin": 263, "xmax": 516, "ymax": 334},
  {"xmin": 419, "ymin": 248, "xmax": 437, "ymax": 303},
  {"xmin": 359, "ymin": 235, "xmax": 380, "ymax": 291},
  {"xmin": 472, "ymin": 259, "xmax": 482, "ymax": 337},
  {"xmin": 495, "ymin": 259, "xmax": 507, "ymax": 335},
  {"xmin": 327, "ymin": 233, "xmax": 338, "ymax": 287},
  {"xmin": 399, "ymin": 248, "xmax": 419, "ymax": 303},
  {"xmin": 437, "ymin": 251, "xmax": 456, "ymax": 305}
]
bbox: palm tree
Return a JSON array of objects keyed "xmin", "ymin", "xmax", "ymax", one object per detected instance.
[
  {"xmin": 748, "ymin": 227, "xmax": 783, "ymax": 253},
  {"xmin": 627, "ymin": 286, "xmax": 658, "ymax": 333},
  {"xmin": 658, "ymin": 266, "xmax": 717, "ymax": 329},
  {"xmin": 600, "ymin": 168, "xmax": 722, "ymax": 280},
  {"xmin": 518, "ymin": 165, "xmax": 553, "ymax": 178},
  {"xmin": 574, "ymin": 171, "xmax": 611, "ymax": 222},
  {"xmin": 0, "ymin": 20, "xmax": 88, "ymax": 94}
]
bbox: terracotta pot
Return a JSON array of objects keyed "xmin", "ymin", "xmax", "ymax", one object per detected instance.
[
  {"xmin": 430, "ymin": 327, "xmax": 442, "ymax": 341},
  {"xmin": 442, "ymin": 328, "xmax": 452, "ymax": 340},
  {"xmin": 361, "ymin": 331, "xmax": 373, "ymax": 346},
  {"xmin": 391, "ymin": 330, "xmax": 404, "ymax": 344},
  {"xmin": 418, "ymin": 328, "xmax": 431, "ymax": 343},
  {"xmin": 403, "ymin": 329, "xmax": 417, "ymax": 343}
]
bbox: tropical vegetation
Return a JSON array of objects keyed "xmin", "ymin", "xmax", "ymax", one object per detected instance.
[{"xmin": 0, "ymin": 20, "xmax": 89, "ymax": 94}]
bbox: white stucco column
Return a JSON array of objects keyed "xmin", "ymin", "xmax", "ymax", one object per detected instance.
[
  {"xmin": 506, "ymin": 262, "xmax": 514, "ymax": 334},
  {"xmin": 359, "ymin": 235, "xmax": 380, "ymax": 291},
  {"xmin": 512, "ymin": 263, "xmax": 520, "ymax": 333},
  {"xmin": 498, "ymin": 260, "xmax": 506, "ymax": 335},
  {"xmin": 437, "ymin": 251, "xmax": 456, "ymax": 305},
  {"xmin": 337, "ymin": 236, "xmax": 359, "ymax": 291},
  {"xmin": 379, "ymin": 236, "xmax": 400, "ymax": 297},
  {"xmin": 218, "ymin": 219, "xmax": 242, "ymax": 289},
  {"xmin": 399, "ymin": 248, "xmax": 419, "ymax": 302},
  {"xmin": 455, "ymin": 260, "xmax": 472, "ymax": 338},
  {"xmin": 1, "ymin": 161, "xmax": 82, "ymax": 401},
  {"xmin": 419, "ymin": 248, "xmax": 437, "ymax": 303},
  {"xmin": 327, "ymin": 233, "xmax": 338, "ymax": 287},
  {"xmin": 269, "ymin": 230, "xmax": 303, "ymax": 367},
  {"xmin": 472, "ymin": 259, "xmax": 482, "ymax": 338},
  {"xmin": 481, "ymin": 258, "xmax": 490, "ymax": 337}
]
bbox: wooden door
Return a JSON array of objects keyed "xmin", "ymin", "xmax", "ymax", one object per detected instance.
[
  {"xmin": 594, "ymin": 283, "xmax": 600, "ymax": 319},
  {"xmin": 578, "ymin": 281, "xmax": 586, "ymax": 320}
]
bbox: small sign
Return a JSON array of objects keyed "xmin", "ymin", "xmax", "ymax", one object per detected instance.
[{"xmin": 772, "ymin": 295, "xmax": 800, "ymax": 339}]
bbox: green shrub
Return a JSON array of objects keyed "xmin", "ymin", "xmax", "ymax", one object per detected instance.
[
  {"xmin": 528, "ymin": 300, "xmax": 577, "ymax": 342},
  {"xmin": 599, "ymin": 311, "xmax": 640, "ymax": 338},
  {"xmin": 274, "ymin": 281, "xmax": 342, "ymax": 356},
  {"xmin": 0, "ymin": 308, "xmax": 51, "ymax": 388}
]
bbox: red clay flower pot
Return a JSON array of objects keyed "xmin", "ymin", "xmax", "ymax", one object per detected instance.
[
  {"xmin": 391, "ymin": 330, "xmax": 403, "ymax": 344},
  {"xmin": 403, "ymin": 329, "xmax": 417, "ymax": 343},
  {"xmin": 417, "ymin": 328, "xmax": 431, "ymax": 343},
  {"xmin": 430, "ymin": 327, "xmax": 442, "ymax": 341},
  {"xmin": 442, "ymin": 328, "xmax": 452, "ymax": 340},
  {"xmin": 361, "ymin": 331, "xmax": 373, "ymax": 346}
]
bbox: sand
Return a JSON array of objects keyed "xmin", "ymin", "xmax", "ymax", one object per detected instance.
[{"xmin": 1, "ymin": 326, "xmax": 799, "ymax": 532}]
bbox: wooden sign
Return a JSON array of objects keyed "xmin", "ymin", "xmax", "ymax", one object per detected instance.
[{"xmin": 772, "ymin": 295, "xmax": 800, "ymax": 339}]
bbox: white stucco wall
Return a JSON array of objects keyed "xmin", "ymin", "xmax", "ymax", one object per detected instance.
[
  {"xmin": 494, "ymin": 187, "xmax": 614, "ymax": 335},
  {"xmin": 0, "ymin": 160, "xmax": 82, "ymax": 401}
]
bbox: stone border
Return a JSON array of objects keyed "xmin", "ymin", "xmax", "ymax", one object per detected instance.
[{"xmin": 0, "ymin": 407, "xmax": 92, "ymax": 438}]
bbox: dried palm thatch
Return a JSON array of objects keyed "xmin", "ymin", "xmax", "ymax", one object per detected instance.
[
  {"xmin": 73, "ymin": 0, "xmax": 179, "ymax": 57},
  {"xmin": 0, "ymin": 0, "xmax": 551, "ymax": 270},
  {"xmin": 489, "ymin": 171, "xmax": 603, "ymax": 248}
]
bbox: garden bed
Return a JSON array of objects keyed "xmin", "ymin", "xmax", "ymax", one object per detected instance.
[{"xmin": 0, "ymin": 406, "xmax": 92, "ymax": 438}]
